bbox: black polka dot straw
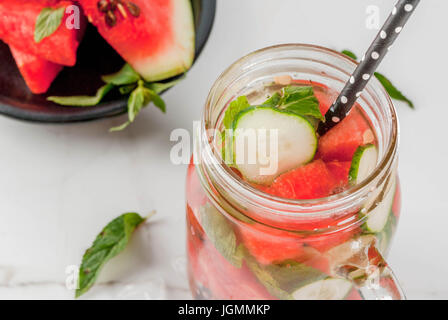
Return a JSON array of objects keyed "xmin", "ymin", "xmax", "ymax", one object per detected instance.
[{"xmin": 317, "ymin": 0, "xmax": 420, "ymax": 136}]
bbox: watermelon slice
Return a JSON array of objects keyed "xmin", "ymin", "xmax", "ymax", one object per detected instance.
[
  {"xmin": 318, "ymin": 109, "xmax": 371, "ymax": 162},
  {"xmin": 0, "ymin": 1, "xmax": 86, "ymax": 66},
  {"xmin": 266, "ymin": 160, "xmax": 336, "ymax": 200},
  {"xmin": 79, "ymin": 0, "xmax": 195, "ymax": 81},
  {"xmin": 9, "ymin": 45, "xmax": 63, "ymax": 94}
]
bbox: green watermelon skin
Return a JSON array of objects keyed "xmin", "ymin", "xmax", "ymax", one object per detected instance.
[
  {"xmin": 79, "ymin": 0, "xmax": 195, "ymax": 81},
  {"xmin": 9, "ymin": 45, "xmax": 63, "ymax": 94},
  {"xmin": 0, "ymin": 0, "xmax": 86, "ymax": 66}
]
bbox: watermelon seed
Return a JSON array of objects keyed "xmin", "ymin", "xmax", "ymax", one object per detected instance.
[
  {"xmin": 105, "ymin": 10, "xmax": 117, "ymax": 27},
  {"xmin": 126, "ymin": 2, "xmax": 141, "ymax": 17},
  {"xmin": 109, "ymin": 0, "xmax": 119, "ymax": 11},
  {"xmin": 117, "ymin": 3, "xmax": 128, "ymax": 19},
  {"xmin": 97, "ymin": 0, "xmax": 110, "ymax": 12}
]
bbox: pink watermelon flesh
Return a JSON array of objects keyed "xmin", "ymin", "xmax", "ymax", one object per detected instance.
[
  {"xmin": 318, "ymin": 109, "xmax": 371, "ymax": 162},
  {"xmin": 0, "ymin": 0, "xmax": 86, "ymax": 66},
  {"xmin": 79, "ymin": 0, "xmax": 195, "ymax": 81},
  {"xmin": 266, "ymin": 160, "xmax": 337, "ymax": 200},
  {"xmin": 10, "ymin": 45, "xmax": 63, "ymax": 94}
]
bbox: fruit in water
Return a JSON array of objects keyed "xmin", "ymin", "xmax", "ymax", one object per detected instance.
[
  {"xmin": 318, "ymin": 109, "xmax": 370, "ymax": 162},
  {"xmin": 238, "ymin": 223, "xmax": 304, "ymax": 265},
  {"xmin": 306, "ymin": 225, "xmax": 360, "ymax": 253},
  {"xmin": 0, "ymin": 1, "xmax": 87, "ymax": 66},
  {"xmin": 326, "ymin": 161, "xmax": 351, "ymax": 189},
  {"xmin": 232, "ymin": 107, "xmax": 317, "ymax": 185},
  {"xmin": 9, "ymin": 45, "xmax": 63, "ymax": 94},
  {"xmin": 79, "ymin": 0, "xmax": 195, "ymax": 81},
  {"xmin": 267, "ymin": 160, "xmax": 335, "ymax": 200},
  {"xmin": 192, "ymin": 240, "xmax": 275, "ymax": 299}
]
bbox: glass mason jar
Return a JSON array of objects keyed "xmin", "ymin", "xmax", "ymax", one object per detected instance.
[{"xmin": 186, "ymin": 44, "xmax": 403, "ymax": 300}]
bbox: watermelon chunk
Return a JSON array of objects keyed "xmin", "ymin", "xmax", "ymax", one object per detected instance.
[
  {"xmin": 326, "ymin": 161, "xmax": 351, "ymax": 189},
  {"xmin": 79, "ymin": 0, "xmax": 195, "ymax": 81},
  {"xmin": 317, "ymin": 109, "xmax": 371, "ymax": 162},
  {"xmin": 9, "ymin": 45, "xmax": 63, "ymax": 94},
  {"xmin": 238, "ymin": 224, "xmax": 304, "ymax": 265},
  {"xmin": 266, "ymin": 160, "xmax": 336, "ymax": 200},
  {"xmin": 0, "ymin": 1, "xmax": 86, "ymax": 66}
]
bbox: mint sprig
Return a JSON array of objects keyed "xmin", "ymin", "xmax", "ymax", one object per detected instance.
[
  {"xmin": 278, "ymin": 86, "xmax": 323, "ymax": 121},
  {"xmin": 110, "ymin": 80, "xmax": 166, "ymax": 132},
  {"xmin": 48, "ymin": 64, "xmax": 184, "ymax": 131},
  {"xmin": 341, "ymin": 49, "xmax": 414, "ymax": 109},
  {"xmin": 34, "ymin": 7, "xmax": 65, "ymax": 43},
  {"xmin": 76, "ymin": 212, "xmax": 153, "ymax": 298}
]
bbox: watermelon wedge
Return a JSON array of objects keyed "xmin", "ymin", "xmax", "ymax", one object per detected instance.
[
  {"xmin": 79, "ymin": 0, "xmax": 195, "ymax": 81},
  {"xmin": 317, "ymin": 109, "xmax": 371, "ymax": 162},
  {"xmin": 266, "ymin": 160, "xmax": 336, "ymax": 200},
  {"xmin": 9, "ymin": 45, "xmax": 63, "ymax": 94},
  {"xmin": 0, "ymin": 0, "xmax": 86, "ymax": 66}
]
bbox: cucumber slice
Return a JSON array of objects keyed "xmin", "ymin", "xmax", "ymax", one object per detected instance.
[
  {"xmin": 378, "ymin": 213, "xmax": 397, "ymax": 255},
  {"xmin": 292, "ymin": 278, "xmax": 353, "ymax": 300},
  {"xmin": 349, "ymin": 144, "xmax": 378, "ymax": 185},
  {"xmin": 362, "ymin": 177, "xmax": 397, "ymax": 233},
  {"xmin": 232, "ymin": 107, "xmax": 317, "ymax": 185}
]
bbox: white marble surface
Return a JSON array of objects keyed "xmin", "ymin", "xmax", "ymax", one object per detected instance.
[{"xmin": 0, "ymin": 0, "xmax": 447, "ymax": 299}]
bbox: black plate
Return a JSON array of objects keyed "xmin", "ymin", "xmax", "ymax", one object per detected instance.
[{"xmin": 0, "ymin": 0, "xmax": 216, "ymax": 123}]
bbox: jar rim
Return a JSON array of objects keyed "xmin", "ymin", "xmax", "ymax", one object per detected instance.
[{"xmin": 198, "ymin": 43, "xmax": 399, "ymax": 221}]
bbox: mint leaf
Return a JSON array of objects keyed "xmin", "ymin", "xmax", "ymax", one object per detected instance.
[
  {"xmin": 148, "ymin": 90, "xmax": 166, "ymax": 113},
  {"xmin": 127, "ymin": 85, "xmax": 148, "ymax": 123},
  {"xmin": 244, "ymin": 249, "xmax": 327, "ymax": 299},
  {"xmin": 279, "ymin": 86, "xmax": 323, "ymax": 121},
  {"xmin": 374, "ymin": 72, "xmax": 414, "ymax": 109},
  {"xmin": 76, "ymin": 212, "xmax": 149, "ymax": 298},
  {"xmin": 101, "ymin": 64, "xmax": 141, "ymax": 86},
  {"xmin": 47, "ymin": 84, "xmax": 114, "ymax": 106},
  {"xmin": 244, "ymin": 252, "xmax": 293, "ymax": 300},
  {"xmin": 146, "ymin": 75, "xmax": 186, "ymax": 94},
  {"xmin": 119, "ymin": 84, "xmax": 137, "ymax": 95},
  {"xmin": 341, "ymin": 50, "xmax": 358, "ymax": 60},
  {"xmin": 34, "ymin": 7, "xmax": 65, "ymax": 43},
  {"xmin": 200, "ymin": 203, "xmax": 243, "ymax": 268},
  {"xmin": 264, "ymin": 260, "xmax": 327, "ymax": 293},
  {"xmin": 261, "ymin": 92, "xmax": 281, "ymax": 108},
  {"xmin": 223, "ymin": 96, "xmax": 250, "ymax": 130},
  {"xmin": 221, "ymin": 96, "xmax": 250, "ymax": 164}
]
